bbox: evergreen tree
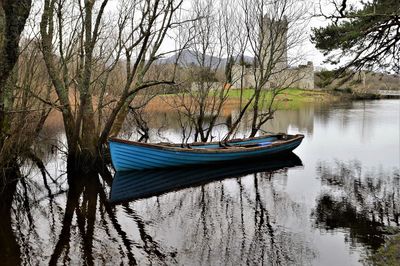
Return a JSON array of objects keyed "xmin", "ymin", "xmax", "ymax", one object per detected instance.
[{"xmin": 311, "ymin": 0, "xmax": 400, "ymax": 73}]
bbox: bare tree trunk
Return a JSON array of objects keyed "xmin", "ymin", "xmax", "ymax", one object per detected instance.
[
  {"xmin": 0, "ymin": 0, "xmax": 32, "ymax": 152},
  {"xmin": 109, "ymin": 102, "xmax": 130, "ymax": 137}
]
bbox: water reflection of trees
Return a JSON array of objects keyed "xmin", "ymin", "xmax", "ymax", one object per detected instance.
[
  {"xmin": 131, "ymin": 170, "xmax": 315, "ymax": 265},
  {"xmin": 1, "ymin": 169, "xmax": 176, "ymax": 265},
  {"xmin": 262, "ymin": 106, "xmax": 315, "ymax": 134},
  {"xmin": 123, "ymin": 106, "xmax": 317, "ymax": 143},
  {"xmin": 313, "ymin": 101, "xmax": 376, "ymax": 142},
  {"xmin": 0, "ymin": 179, "xmax": 21, "ymax": 265},
  {"xmin": 2, "ymin": 162, "xmax": 318, "ymax": 265},
  {"xmin": 313, "ymin": 160, "xmax": 400, "ymax": 249}
]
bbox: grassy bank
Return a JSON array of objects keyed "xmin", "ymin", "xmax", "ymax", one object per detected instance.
[
  {"xmin": 367, "ymin": 234, "xmax": 400, "ymax": 266},
  {"xmin": 227, "ymin": 88, "xmax": 337, "ymax": 110},
  {"xmin": 331, "ymin": 88, "xmax": 400, "ymax": 100},
  {"xmin": 145, "ymin": 88, "xmax": 337, "ymax": 113}
]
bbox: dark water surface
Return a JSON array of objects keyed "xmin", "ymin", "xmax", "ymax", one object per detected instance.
[{"xmin": 2, "ymin": 100, "xmax": 399, "ymax": 265}]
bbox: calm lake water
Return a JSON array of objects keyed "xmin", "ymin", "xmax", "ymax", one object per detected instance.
[{"xmin": 2, "ymin": 100, "xmax": 399, "ymax": 265}]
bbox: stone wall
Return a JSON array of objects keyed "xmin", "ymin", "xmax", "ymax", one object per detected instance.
[
  {"xmin": 190, "ymin": 81, "xmax": 224, "ymax": 91},
  {"xmin": 231, "ymin": 61, "xmax": 314, "ymax": 90},
  {"xmin": 231, "ymin": 65, "xmax": 256, "ymax": 88},
  {"xmin": 285, "ymin": 61, "xmax": 314, "ymax": 90}
]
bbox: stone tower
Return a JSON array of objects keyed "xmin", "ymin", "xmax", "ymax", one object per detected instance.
[
  {"xmin": 230, "ymin": 15, "xmax": 314, "ymax": 90},
  {"xmin": 262, "ymin": 16, "xmax": 288, "ymax": 72}
]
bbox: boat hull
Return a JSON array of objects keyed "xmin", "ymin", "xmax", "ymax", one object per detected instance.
[
  {"xmin": 110, "ymin": 152, "xmax": 302, "ymax": 203},
  {"xmin": 109, "ymin": 134, "xmax": 304, "ymax": 171}
]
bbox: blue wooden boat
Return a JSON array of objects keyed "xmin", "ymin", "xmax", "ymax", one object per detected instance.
[
  {"xmin": 110, "ymin": 153, "xmax": 302, "ymax": 203},
  {"xmin": 108, "ymin": 133, "xmax": 304, "ymax": 171}
]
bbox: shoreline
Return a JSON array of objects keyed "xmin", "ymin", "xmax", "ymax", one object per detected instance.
[
  {"xmin": 43, "ymin": 88, "xmax": 398, "ymax": 133},
  {"xmin": 146, "ymin": 87, "xmax": 400, "ymax": 114},
  {"xmin": 145, "ymin": 88, "xmax": 340, "ymax": 113},
  {"xmin": 367, "ymin": 233, "xmax": 400, "ymax": 266},
  {"xmin": 332, "ymin": 90, "xmax": 400, "ymax": 100}
]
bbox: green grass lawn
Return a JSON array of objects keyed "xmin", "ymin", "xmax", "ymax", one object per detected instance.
[
  {"xmin": 227, "ymin": 88, "xmax": 332, "ymax": 110},
  {"xmin": 158, "ymin": 88, "xmax": 334, "ymax": 111}
]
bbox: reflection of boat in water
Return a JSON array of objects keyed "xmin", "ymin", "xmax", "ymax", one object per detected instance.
[
  {"xmin": 108, "ymin": 133, "xmax": 304, "ymax": 171},
  {"xmin": 110, "ymin": 153, "xmax": 302, "ymax": 204}
]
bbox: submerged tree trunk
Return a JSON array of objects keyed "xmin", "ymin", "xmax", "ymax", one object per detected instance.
[
  {"xmin": 40, "ymin": 0, "xmax": 104, "ymax": 173},
  {"xmin": 250, "ymin": 88, "xmax": 262, "ymax": 137}
]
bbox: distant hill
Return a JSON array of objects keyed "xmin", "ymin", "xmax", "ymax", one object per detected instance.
[{"xmin": 157, "ymin": 50, "xmax": 253, "ymax": 69}]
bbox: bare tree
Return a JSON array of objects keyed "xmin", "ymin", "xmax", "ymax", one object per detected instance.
[
  {"xmin": 39, "ymin": 0, "xmax": 184, "ymax": 172},
  {"xmin": 0, "ymin": 1, "xmax": 52, "ymax": 187},
  {"xmin": 225, "ymin": 0, "xmax": 309, "ymax": 139},
  {"xmin": 171, "ymin": 0, "xmax": 245, "ymax": 143}
]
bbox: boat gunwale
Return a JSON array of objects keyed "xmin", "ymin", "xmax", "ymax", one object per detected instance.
[
  {"xmin": 159, "ymin": 133, "xmax": 285, "ymax": 147},
  {"xmin": 108, "ymin": 134, "xmax": 304, "ymax": 154}
]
